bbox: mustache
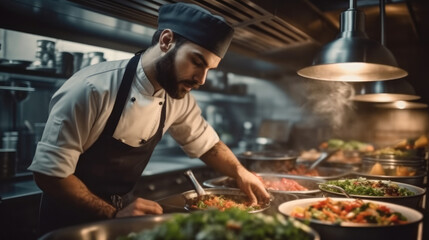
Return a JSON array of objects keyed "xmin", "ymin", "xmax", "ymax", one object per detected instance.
[{"xmin": 179, "ymin": 80, "xmax": 200, "ymax": 90}]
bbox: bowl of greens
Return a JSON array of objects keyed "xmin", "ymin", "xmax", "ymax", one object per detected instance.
[
  {"xmin": 119, "ymin": 208, "xmax": 320, "ymax": 240},
  {"xmin": 318, "ymin": 178, "xmax": 426, "ymax": 208}
]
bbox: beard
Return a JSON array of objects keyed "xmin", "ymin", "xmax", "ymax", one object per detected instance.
[{"xmin": 155, "ymin": 46, "xmax": 199, "ymax": 99}]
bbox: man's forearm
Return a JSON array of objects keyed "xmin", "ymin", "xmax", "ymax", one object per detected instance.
[
  {"xmin": 34, "ymin": 172, "xmax": 116, "ymax": 219},
  {"xmin": 200, "ymin": 141, "xmax": 245, "ymax": 178}
]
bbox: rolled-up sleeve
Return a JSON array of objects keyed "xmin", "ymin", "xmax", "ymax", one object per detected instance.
[
  {"xmin": 29, "ymin": 142, "xmax": 81, "ymax": 178},
  {"xmin": 28, "ymin": 68, "xmax": 109, "ymax": 177}
]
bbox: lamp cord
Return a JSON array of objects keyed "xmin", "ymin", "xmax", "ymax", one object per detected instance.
[
  {"xmin": 380, "ymin": 0, "xmax": 386, "ymax": 46},
  {"xmin": 349, "ymin": 0, "xmax": 357, "ymax": 10}
]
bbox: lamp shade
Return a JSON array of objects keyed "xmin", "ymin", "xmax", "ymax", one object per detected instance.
[
  {"xmin": 297, "ymin": 5, "xmax": 407, "ymax": 81},
  {"xmin": 375, "ymin": 101, "xmax": 428, "ymax": 109},
  {"xmin": 351, "ymin": 79, "xmax": 420, "ymax": 102}
]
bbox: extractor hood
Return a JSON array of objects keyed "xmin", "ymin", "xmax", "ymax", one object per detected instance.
[
  {"xmin": 0, "ymin": 0, "xmax": 427, "ymax": 81},
  {"xmin": 0, "ymin": 0, "xmax": 338, "ymax": 79}
]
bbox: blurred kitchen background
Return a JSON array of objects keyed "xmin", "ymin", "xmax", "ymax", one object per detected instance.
[
  {"xmin": 1, "ymin": 1, "xmax": 429, "ymax": 239},
  {"xmin": 1, "ymin": 29, "xmax": 428, "ymax": 176},
  {"xmin": 0, "ymin": 0, "xmax": 428, "ymax": 177}
]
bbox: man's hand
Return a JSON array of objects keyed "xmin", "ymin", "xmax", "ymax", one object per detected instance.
[
  {"xmin": 115, "ymin": 198, "xmax": 163, "ymax": 217},
  {"xmin": 200, "ymin": 141, "xmax": 270, "ymax": 205},
  {"xmin": 235, "ymin": 166, "xmax": 271, "ymax": 205}
]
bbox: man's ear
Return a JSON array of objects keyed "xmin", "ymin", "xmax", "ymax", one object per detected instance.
[{"xmin": 159, "ymin": 29, "xmax": 174, "ymax": 52}]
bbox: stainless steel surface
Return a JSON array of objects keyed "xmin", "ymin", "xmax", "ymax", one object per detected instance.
[{"xmin": 184, "ymin": 169, "xmax": 206, "ymax": 196}]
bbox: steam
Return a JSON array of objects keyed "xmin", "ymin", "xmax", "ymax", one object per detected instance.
[{"xmin": 301, "ymin": 80, "xmax": 355, "ymax": 130}]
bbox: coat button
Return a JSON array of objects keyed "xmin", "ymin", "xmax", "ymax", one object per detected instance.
[{"xmin": 131, "ymin": 97, "xmax": 136, "ymax": 102}]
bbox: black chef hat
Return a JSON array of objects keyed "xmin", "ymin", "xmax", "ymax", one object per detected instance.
[{"xmin": 158, "ymin": 2, "xmax": 234, "ymax": 58}]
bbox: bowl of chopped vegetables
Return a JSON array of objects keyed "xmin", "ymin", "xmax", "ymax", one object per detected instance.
[
  {"xmin": 278, "ymin": 197, "xmax": 423, "ymax": 240},
  {"xmin": 318, "ymin": 178, "xmax": 426, "ymax": 208},
  {"xmin": 182, "ymin": 187, "xmax": 271, "ymax": 213}
]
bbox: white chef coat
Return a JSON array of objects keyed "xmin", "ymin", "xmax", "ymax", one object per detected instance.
[{"xmin": 28, "ymin": 57, "xmax": 219, "ymax": 178}]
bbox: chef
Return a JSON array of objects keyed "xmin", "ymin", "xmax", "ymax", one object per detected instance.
[{"xmin": 28, "ymin": 2, "xmax": 270, "ymax": 235}]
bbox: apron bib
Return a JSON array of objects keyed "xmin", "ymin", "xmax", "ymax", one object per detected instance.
[{"xmin": 39, "ymin": 52, "xmax": 167, "ymax": 234}]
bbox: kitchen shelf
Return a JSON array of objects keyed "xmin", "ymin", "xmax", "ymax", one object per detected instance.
[
  {"xmin": 0, "ymin": 66, "xmax": 67, "ymax": 87},
  {"xmin": 192, "ymin": 89, "xmax": 255, "ymax": 104}
]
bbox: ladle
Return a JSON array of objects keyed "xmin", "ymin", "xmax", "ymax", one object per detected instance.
[
  {"xmin": 184, "ymin": 169, "xmax": 207, "ymax": 197},
  {"xmin": 308, "ymin": 149, "xmax": 340, "ymax": 171}
]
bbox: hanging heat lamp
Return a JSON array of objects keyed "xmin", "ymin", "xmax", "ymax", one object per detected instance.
[
  {"xmin": 351, "ymin": 78, "xmax": 420, "ymax": 102},
  {"xmin": 297, "ymin": 0, "xmax": 407, "ymax": 81},
  {"xmin": 375, "ymin": 101, "xmax": 428, "ymax": 109}
]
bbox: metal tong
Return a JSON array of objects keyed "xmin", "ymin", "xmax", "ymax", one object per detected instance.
[{"xmin": 184, "ymin": 169, "xmax": 207, "ymax": 197}]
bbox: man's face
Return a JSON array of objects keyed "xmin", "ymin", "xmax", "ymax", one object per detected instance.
[{"xmin": 156, "ymin": 42, "xmax": 221, "ymax": 99}]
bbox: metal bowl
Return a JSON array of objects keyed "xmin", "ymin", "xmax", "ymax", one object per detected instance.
[
  {"xmin": 203, "ymin": 173, "xmax": 325, "ymax": 195},
  {"xmin": 353, "ymin": 170, "xmax": 426, "ymax": 187},
  {"xmin": 237, "ymin": 150, "xmax": 298, "ymax": 172},
  {"xmin": 182, "ymin": 187, "xmax": 271, "ymax": 213},
  {"xmin": 278, "ymin": 197, "xmax": 423, "ymax": 240},
  {"xmin": 309, "ymin": 165, "xmax": 357, "ymax": 180},
  {"xmin": 39, "ymin": 214, "xmax": 174, "ymax": 240},
  {"xmin": 40, "ymin": 210, "xmax": 320, "ymax": 240},
  {"xmin": 318, "ymin": 179, "xmax": 426, "ymax": 208},
  {"xmin": 361, "ymin": 156, "xmax": 426, "ymax": 176}
]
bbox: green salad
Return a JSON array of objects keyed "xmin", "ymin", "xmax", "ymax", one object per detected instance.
[
  {"xmin": 322, "ymin": 178, "xmax": 415, "ymax": 197},
  {"xmin": 117, "ymin": 208, "xmax": 313, "ymax": 240}
]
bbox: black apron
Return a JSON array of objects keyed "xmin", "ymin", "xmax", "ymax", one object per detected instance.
[{"xmin": 39, "ymin": 52, "xmax": 167, "ymax": 235}]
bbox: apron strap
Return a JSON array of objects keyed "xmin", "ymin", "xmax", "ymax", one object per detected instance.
[{"xmin": 103, "ymin": 52, "xmax": 141, "ymax": 137}]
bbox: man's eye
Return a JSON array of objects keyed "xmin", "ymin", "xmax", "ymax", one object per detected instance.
[{"xmin": 192, "ymin": 59, "xmax": 203, "ymax": 67}]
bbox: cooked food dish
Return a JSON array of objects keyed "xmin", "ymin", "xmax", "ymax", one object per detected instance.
[
  {"xmin": 320, "ymin": 178, "xmax": 415, "ymax": 197},
  {"xmin": 285, "ymin": 164, "xmax": 320, "ymax": 176},
  {"xmin": 118, "ymin": 209, "xmax": 315, "ymax": 240},
  {"xmin": 319, "ymin": 139, "xmax": 374, "ymax": 152},
  {"xmin": 255, "ymin": 174, "xmax": 308, "ymax": 191},
  {"xmin": 369, "ymin": 162, "xmax": 417, "ymax": 177},
  {"xmin": 290, "ymin": 198, "xmax": 408, "ymax": 225},
  {"xmin": 366, "ymin": 135, "xmax": 428, "ymax": 158},
  {"xmin": 191, "ymin": 195, "xmax": 260, "ymax": 212}
]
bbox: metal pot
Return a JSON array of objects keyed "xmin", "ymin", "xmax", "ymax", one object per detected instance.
[
  {"xmin": 0, "ymin": 149, "xmax": 16, "ymax": 179},
  {"xmin": 237, "ymin": 150, "xmax": 298, "ymax": 172}
]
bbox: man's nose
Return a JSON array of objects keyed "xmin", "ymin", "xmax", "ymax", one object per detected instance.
[{"xmin": 194, "ymin": 69, "xmax": 208, "ymax": 85}]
